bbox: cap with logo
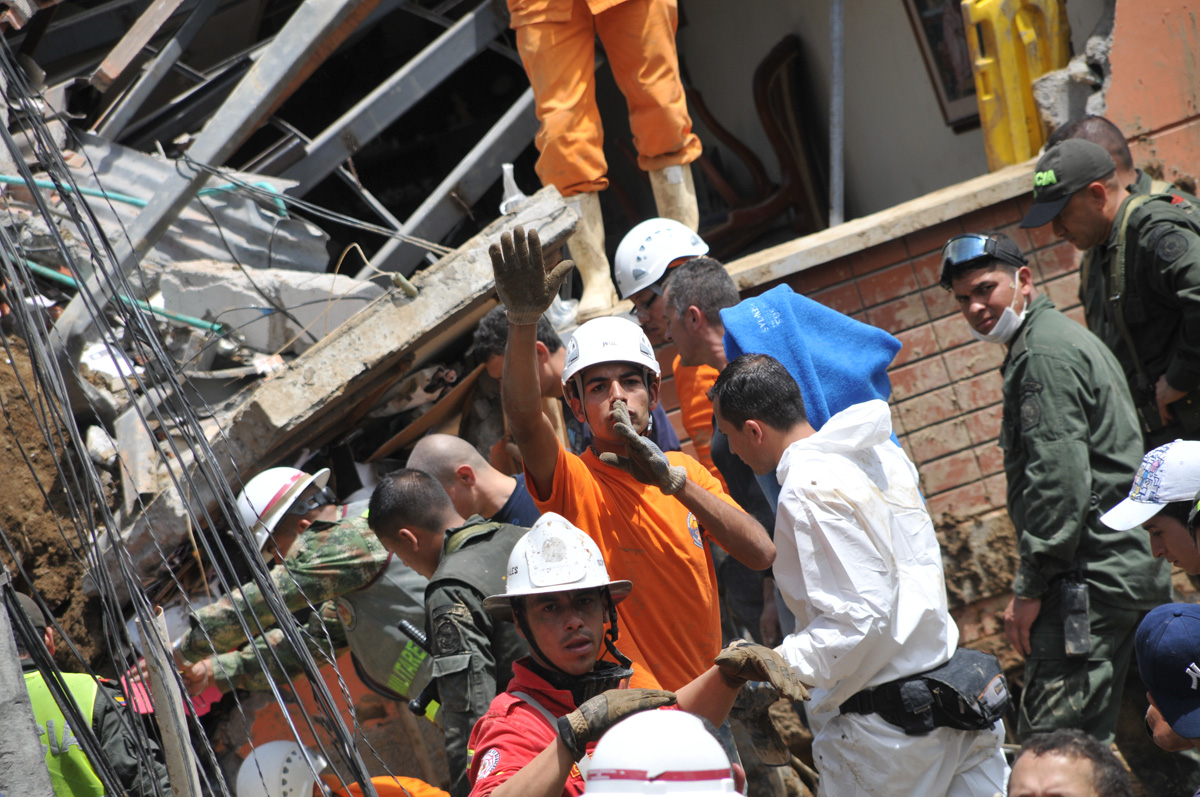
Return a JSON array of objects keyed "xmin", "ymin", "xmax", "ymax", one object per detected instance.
[
  {"xmin": 1137, "ymin": 603, "xmax": 1200, "ymax": 738},
  {"xmin": 1019, "ymin": 139, "xmax": 1117, "ymax": 229},
  {"xmin": 1100, "ymin": 440, "xmax": 1200, "ymax": 530}
]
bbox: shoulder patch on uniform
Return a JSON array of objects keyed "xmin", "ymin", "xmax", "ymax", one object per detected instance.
[
  {"xmin": 1019, "ymin": 393, "xmax": 1041, "ymax": 430},
  {"xmin": 1173, "ymin": 194, "xmax": 1188, "ymax": 205},
  {"xmin": 1157, "ymin": 231, "xmax": 1190, "ymax": 263},
  {"xmin": 432, "ymin": 603, "xmax": 469, "ymax": 655},
  {"xmin": 685, "ymin": 512, "xmax": 703, "ymax": 548},
  {"xmin": 478, "ymin": 748, "xmax": 501, "ymax": 779}
]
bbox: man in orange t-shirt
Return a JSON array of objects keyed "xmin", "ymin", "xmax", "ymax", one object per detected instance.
[{"xmin": 489, "ymin": 226, "xmax": 774, "ymax": 691}]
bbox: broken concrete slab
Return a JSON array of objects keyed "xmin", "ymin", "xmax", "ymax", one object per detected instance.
[
  {"xmin": 159, "ymin": 260, "xmax": 386, "ymax": 355},
  {"xmin": 86, "ymin": 185, "xmax": 575, "ymax": 598}
]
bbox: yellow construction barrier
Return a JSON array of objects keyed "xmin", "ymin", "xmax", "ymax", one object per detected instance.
[{"xmin": 962, "ymin": 0, "xmax": 1071, "ymax": 170}]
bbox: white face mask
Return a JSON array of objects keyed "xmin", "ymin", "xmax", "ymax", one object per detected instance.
[{"xmin": 969, "ymin": 283, "xmax": 1028, "ymax": 345}]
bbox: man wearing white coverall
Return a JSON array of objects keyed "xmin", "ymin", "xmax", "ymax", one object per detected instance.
[{"xmin": 709, "ymin": 353, "xmax": 1009, "ymax": 796}]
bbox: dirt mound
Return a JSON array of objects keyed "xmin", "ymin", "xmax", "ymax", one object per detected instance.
[{"xmin": 0, "ymin": 333, "xmax": 104, "ymax": 670}]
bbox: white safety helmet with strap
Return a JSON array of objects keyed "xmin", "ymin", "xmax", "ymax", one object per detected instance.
[
  {"xmin": 236, "ymin": 740, "xmax": 328, "ymax": 797},
  {"xmin": 586, "ymin": 711, "xmax": 735, "ymax": 796},
  {"xmin": 482, "ymin": 512, "xmax": 632, "ymax": 622},
  {"xmin": 236, "ymin": 467, "xmax": 332, "ymax": 551},
  {"xmin": 614, "ymin": 218, "xmax": 709, "ymax": 300},
  {"xmin": 561, "ymin": 317, "xmax": 660, "ymax": 402}
]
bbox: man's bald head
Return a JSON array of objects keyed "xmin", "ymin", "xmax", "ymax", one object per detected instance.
[
  {"xmin": 1048, "ymin": 115, "xmax": 1135, "ymax": 185},
  {"xmin": 409, "ymin": 434, "xmax": 491, "ymax": 483},
  {"xmin": 408, "ymin": 434, "xmax": 515, "ymax": 520}
]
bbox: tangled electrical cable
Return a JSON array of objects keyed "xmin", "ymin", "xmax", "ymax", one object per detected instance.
[{"xmin": 0, "ymin": 35, "xmax": 417, "ymax": 797}]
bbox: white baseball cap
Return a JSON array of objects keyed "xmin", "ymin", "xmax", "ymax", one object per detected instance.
[{"xmin": 1101, "ymin": 441, "xmax": 1200, "ymax": 530}]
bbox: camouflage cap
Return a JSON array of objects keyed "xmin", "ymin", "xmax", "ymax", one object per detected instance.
[{"xmin": 1020, "ymin": 139, "xmax": 1117, "ymax": 228}]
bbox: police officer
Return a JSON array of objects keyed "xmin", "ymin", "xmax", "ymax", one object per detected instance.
[
  {"xmin": 1019, "ymin": 138, "xmax": 1200, "ymax": 448},
  {"xmin": 940, "ymin": 233, "xmax": 1180, "ymax": 786},
  {"xmin": 11, "ymin": 592, "xmax": 171, "ymax": 797},
  {"xmin": 368, "ymin": 468, "xmax": 529, "ymax": 797},
  {"xmin": 173, "ymin": 467, "xmax": 432, "ymax": 702}
]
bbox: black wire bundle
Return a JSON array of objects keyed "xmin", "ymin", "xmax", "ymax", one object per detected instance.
[{"xmin": 0, "ymin": 34, "xmax": 416, "ymax": 797}]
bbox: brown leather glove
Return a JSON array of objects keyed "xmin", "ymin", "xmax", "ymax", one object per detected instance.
[
  {"xmin": 488, "ymin": 225, "xmax": 574, "ymax": 325},
  {"xmin": 715, "ymin": 639, "xmax": 811, "ymax": 702},
  {"xmin": 557, "ymin": 688, "xmax": 676, "ymax": 761},
  {"xmin": 598, "ymin": 402, "xmax": 687, "ymax": 495}
]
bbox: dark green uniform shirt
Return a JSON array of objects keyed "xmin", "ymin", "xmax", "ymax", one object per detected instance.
[
  {"xmin": 426, "ymin": 517, "xmax": 529, "ymax": 797},
  {"xmin": 1079, "ymin": 191, "xmax": 1200, "ymax": 444},
  {"xmin": 1000, "ymin": 295, "xmax": 1170, "ymax": 606}
]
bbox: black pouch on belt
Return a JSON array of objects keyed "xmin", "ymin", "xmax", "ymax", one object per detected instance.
[
  {"xmin": 923, "ymin": 648, "xmax": 1009, "ymax": 732},
  {"xmin": 1062, "ymin": 580, "xmax": 1092, "ymax": 657}
]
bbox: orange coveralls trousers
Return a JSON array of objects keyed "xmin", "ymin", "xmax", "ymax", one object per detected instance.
[{"xmin": 508, "ymin": 0, "xmax": 702, "ymax": 196}]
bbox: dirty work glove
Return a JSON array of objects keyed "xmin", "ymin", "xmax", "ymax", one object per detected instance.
[
  {"xmin": 598, "ymin": 402, "xmax": 687, "ymax": 495},
  {"xmin": 728, "ymin": 682, "xmax": 791, "ymax": 766},
  {"xmin": 715, "ymin": 639, "xmax": 811, "ymax": 702},
  {"xmin": 488, "ymin": 225, "xmax": 574, "ymax": 325},
  {"xmin": 557, "ymin": 688, "xmax": 676, "ymax": 761}
]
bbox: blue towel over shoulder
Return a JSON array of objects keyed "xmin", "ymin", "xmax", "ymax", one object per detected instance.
[{"xmin": 721, "ymin": 284, "xmax": 902, "ymax": 430}]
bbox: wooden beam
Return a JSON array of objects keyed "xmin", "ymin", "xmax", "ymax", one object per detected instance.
[{"xmin": 91, "ymin": 0, "xmax": 188, "ymax": 92}]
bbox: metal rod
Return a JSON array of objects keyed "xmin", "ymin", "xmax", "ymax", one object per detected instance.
[
  {"xmin": 829, "ymin": 0, "xmax": 844, "ymax": 227},
  {"xmin": 136, "ymin": 607, "xmax": 203, "ymax": 797}
]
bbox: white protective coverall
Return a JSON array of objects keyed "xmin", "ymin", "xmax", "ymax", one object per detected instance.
[{"xmin": 772, "ymin": 400, "xmax": 1008, "ymax": 797}]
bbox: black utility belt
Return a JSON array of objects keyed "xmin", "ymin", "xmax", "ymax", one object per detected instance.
[{"xmin": 839, "ymin": 648, "xmax": 1009, "ymax": 737}]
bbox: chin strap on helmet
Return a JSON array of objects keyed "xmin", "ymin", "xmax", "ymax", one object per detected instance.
[{"xmin": 600, "ymin": 587, "xmax": 631, "ymax": 669}]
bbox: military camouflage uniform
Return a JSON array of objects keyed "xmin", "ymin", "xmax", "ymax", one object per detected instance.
[
  {"xmin": 179, "ymin": 512, "xmax": 429, "ymax": 696},
  {"xmin": 1000, "ymin": 295, "xmax": 1171, "ymax": 743},
  {"xmin": 1079, "ymin": 190, "xmax": 1200, "ymax": 447},
  {"xmin": 426, "ymin": 517, "xmax": 529, "ymax": 797}
]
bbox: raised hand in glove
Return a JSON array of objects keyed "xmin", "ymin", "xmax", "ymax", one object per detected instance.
[
  {"xmin": 715, "ymin": 639, "xmax": 810, "ymax": 702},
  {"xmin": 557, "ymin": 688, "xmax": 676, "ymax": 761},
  {"xmin": 488, "ymin": 225, "xmax": 575, "ymax": 325},
  {"xmin": 598, "ymin": 402, "xmax": 687, "ymax": 495}
]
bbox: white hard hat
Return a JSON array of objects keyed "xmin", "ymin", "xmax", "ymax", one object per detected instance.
[
  {"xmin": 483, "ymin": 512, "xmax": 632, "ymax": 622},
  {"xmin": 236, "ymin": 740, "xmax": 328, "ymax": 797},
  {"xmin": 236, "ymin": 467, "xmax": 331, "ymax": 550},
  {"xmin": 561, "ymin": 317, "xmax": 660, "ymax": 388},
  {"xmin": 586, "ymin": 711, "xmax": 735, "ymax": 796},
  {"xmin": 614, "ymin": 218, "xmax": 709, "ymax": 300}
]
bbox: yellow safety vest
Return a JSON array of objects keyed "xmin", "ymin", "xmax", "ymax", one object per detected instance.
[{"xmin": 24, "ymin": 671, "xmax": 106, "ymax": 797}]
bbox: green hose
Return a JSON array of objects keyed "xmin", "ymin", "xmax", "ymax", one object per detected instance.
[{"xmin": 21, "ymin": 259, "xmax": 230, "ymax": 334}]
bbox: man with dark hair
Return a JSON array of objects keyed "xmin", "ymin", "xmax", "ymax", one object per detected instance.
[
  {"xmin": 709, "ymin": 353, "xmax": 1009, "ymax": 795},
  {"xmin": 368, "ymin": 468, "xmax": 529, "ymax": 797},
  {"xmin": 409, "ymin": 433, "xmax": 539, "ymax": 528},
  {"xmin": 473, "ymin": 304, "xmax": 680, "ymax": 463},
  {"xmin": 1008, "ymin": 729, "xmax": 1133, "ymax": 797},
  {"xmin": 10, "ymin": 591, "xmax": 172, "ymax": 797},
  {"xmin": 1048, "ymin": 114, "xmax": 1199, "ymax": 203},
  {"xmin": 1102, "ymin": 440, "xmax": 1200, "ymax": 576},
  {"xmin": 941, "ymin": 231, "xmax": 1169, "ymax": 750},
  {"xmin": 1019, "ymin": 138, "xmax": 1200, "ymax": 447}
]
